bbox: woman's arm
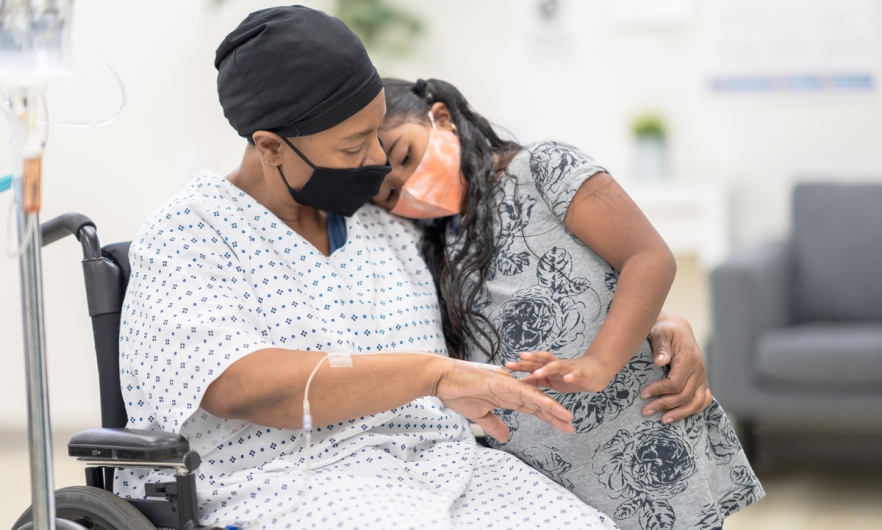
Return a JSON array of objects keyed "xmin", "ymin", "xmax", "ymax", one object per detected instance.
[
  {"xmin": 512, "ymin": 172, "xmax": 677, "ymax": 392},
  {"xmin": 202, "ymin": 349, "xmax": 574, "ymax": 442}
]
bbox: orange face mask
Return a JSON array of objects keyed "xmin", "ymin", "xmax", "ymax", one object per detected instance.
[{"xmin": 390, "ymin": 125, "xmax": 464, "ymax": 219}]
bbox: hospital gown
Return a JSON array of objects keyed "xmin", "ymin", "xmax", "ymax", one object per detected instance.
[{"xmin": 116, "ymin": 172, "xmax": 617, "ymax": 529}]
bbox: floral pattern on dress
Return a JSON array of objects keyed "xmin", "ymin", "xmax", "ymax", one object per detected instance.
[
  {"xmin": 530, "ymin": 141, "xmax": 601, "ymax": 220},
  {"xmin": 605, "ymin": 271, "xmax": 619, "ymax": 292},
  {"xmin": 549, "ymin": 357, "xmax": 656, "ymax": 434},
  {"xmin": 704, "ymin": 399, "xmax": 742, "ymax": 464},
  {"xmin": 683, "ymin": 408, "xmax": 706, "ymax": 445},
  {"xmin": 520, "ymin": 445, "xmax": 576, "ymax": 492},
  {"xmin": 453, "ymin": 141, "xmax": 763, "ymax": 528},
  {"xmin": 604, "ymin": 270, "xmax": 619, "ymax": 313},
  {"xmin": 593, "ymin": 421, "xmax": 698, "ymax": 530},
  {"xmin": 719, "ymin": 465, "xmax": 765, "ymax": 518},
  {"xmin": 493, "ymin": 193, "xmax": 537, "ymax": 277},
  {"xmin": 494, "ymin": 407, "xmax": 520, "ymax": 436},
  {"xmin": 697, "ymin": 503, "xmax": 723, "ymax": 530},
  {"xmin": 495, "ymin": 247, "xmax": 591, "ymax": 364}
]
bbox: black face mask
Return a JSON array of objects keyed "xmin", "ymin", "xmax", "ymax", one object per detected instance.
[{"xmin": 277, "ymin": 136, "xmax": 391, "ymax": 217}]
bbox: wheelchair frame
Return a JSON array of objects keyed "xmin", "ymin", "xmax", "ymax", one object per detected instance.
[
  {"xmin": 25, "ymin": 211, "xmax": 491, "ymax": 529},
  {"xmin": 30, "ymin": 213, "xmax": 210, "ymax": 530}
]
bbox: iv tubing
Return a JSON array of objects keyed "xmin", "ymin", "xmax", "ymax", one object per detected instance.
[
  {"xmin": 239, "ymin": 356, "xmax": 325, "ymax": 529},
  {"xmin": 236, "ymin": 351, "xmax": 504, "ymax": 528},
  {"xmin": 39, "ymin": 30, "xmax": 126, "ymax": 129},
  {"xmin": 7, "ymin": 203, "xmax": 36, "ymax": 257}
]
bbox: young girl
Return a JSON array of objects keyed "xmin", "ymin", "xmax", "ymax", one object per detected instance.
[{"xmin": 372, "ymin": 78, "xmax": 763, "ymax": 530}]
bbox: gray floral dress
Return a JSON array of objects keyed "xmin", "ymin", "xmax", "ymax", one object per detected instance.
[{"xmin": 447, "ymin": 142, "xmax": 764, "ymax": 530}]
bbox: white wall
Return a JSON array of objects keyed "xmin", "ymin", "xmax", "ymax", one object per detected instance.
[
  {"xmin": 1, "ymin": 0, "xmax": 881, "ymax": 431},
  {"xmin": 0, "ymin": 0, "xmax": 333, "ymax": 433},
  {"xmin": 391, "ymin": 0, "xmax": 882, "ymax": 245}
]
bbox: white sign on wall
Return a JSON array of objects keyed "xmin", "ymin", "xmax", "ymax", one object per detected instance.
[
  {"xmin": 610, "ymin": 0, "xmax": 695, "ymax": 28},
  {"xmin": 512, "ymin": 0, "xmax": 592, "ymax": 64},
  {"xmin": 704, "ymin": 0, "xmax": 877, "ymax": 92}
]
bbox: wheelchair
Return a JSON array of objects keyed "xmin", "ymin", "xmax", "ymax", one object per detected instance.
[
  {"xmin": 12, "ymin": 213, "xmax": 218, "ymax": 530},
  {"xmin": 11, "ymin": 212, "xmax": 491, "ymax": 530}
]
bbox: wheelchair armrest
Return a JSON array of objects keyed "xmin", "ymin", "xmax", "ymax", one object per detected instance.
[
  {"xmin": 41, "ymin": 212, "xmax": 96, "ymax": 247},
  {"xmin": 68, "ymin": 428, "xmax": 198, "ymax": 468}
]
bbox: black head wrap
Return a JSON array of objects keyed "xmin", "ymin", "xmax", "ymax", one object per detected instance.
[{"xmin": 215, "ymin": 5, "xmax": 383, "ymax": 141}]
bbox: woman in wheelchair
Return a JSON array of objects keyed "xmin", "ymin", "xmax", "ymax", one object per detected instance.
[{"xmin": 105, "ymin": 7, "xmax": 712, "ymax": 529}]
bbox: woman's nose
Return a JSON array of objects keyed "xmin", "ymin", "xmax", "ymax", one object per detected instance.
[{"xmin": 365, "ymin": 136, "xmax": 387, "ymax": 167}]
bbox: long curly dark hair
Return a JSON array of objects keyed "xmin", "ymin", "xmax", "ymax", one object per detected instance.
[{"xmin": 382, "ymin": 78, "xmax": 522, "ymax": 361}]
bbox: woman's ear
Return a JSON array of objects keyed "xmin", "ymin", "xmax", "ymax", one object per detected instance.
[
  {"xmin": 252, "ymin": 131, "xmax": 284, "ymax": 166},
  {"xmin": 430, "ymin": 102, "xmax": 455, "ymax": 132}
]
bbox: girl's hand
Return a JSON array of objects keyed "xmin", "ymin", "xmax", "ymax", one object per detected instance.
[
  {"xmin": 434, "ymin": 362, "xmax": 574, "ymax": 442},
  {"xmin": 505, "ymin": 351, "xmax": 615, "ymax": 393},
  {"xmin": 641, "ymin": 310, "xmax": 713, "ymax": 424}
]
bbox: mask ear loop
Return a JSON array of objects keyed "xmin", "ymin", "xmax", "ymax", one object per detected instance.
[
  {"xmin": 281, "ymin": 136, "xmax": 317, "ymax": 169},
  {"xmin": 276, "ymin": 135, "xmax": 317, "ymax": 194}
]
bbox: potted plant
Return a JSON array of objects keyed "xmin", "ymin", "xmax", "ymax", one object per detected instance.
[{"xmin": 632, "ymin": 113, "xmax": 667, "ymax": 181}]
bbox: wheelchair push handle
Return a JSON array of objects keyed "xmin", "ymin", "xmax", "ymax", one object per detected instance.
[{"xmin": 41, "ymin": 212, "xmax": 102, "ymax": 259}]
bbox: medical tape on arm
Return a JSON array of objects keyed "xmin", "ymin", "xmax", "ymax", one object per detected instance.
[
  {"xmin": 327, "ymin": 351, "xmax": 353, "ymax": 368},
  {"xmin": 329, "ymin": 351, "xmax": 508, "ymax": 375},
  {"xmin": 342, "ymin": 351, "xmax": 509, "ymax": 374},
  {"xmin": 455, "ymin": 359, "xmax": 510, "ymax": 376}
]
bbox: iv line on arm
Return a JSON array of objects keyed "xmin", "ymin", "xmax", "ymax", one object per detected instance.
[{"xmin": 233, "ymin": 350, "xmax": 507, "ymax": 529}]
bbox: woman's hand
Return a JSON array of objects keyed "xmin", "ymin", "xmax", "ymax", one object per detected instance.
[
  {"xmin": 434, "ymin": 362, "xmax": 574, "ymax": 443},
  {"xmin": 641, "ymin": 310, "xmax": 713, "ymax": 424},
  {"xmin": 505, "ymin": 351, "xmax": 615, "ymax": 393}
]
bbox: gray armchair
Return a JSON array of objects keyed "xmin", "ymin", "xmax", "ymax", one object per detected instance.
[{"xmin": 709, "ymin": 182, "xmax": 882, "ymax": 457}]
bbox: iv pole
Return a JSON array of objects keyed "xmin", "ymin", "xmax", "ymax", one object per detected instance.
[
  {"xmin": 1, "ymin": 2, "xmax": 75, "ymax": 529},
  {"xmin": 11, "ymin": 89, "xmax": 54, "ymax": 530}
]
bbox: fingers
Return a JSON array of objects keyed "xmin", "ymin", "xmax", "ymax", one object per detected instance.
[
  {"xmin": 513, "ymin": 382, "xmax": 573, "ymax": 422},
  {"xmin": 509, "ymin": 352, "xmax": 595, "ymax": 392},
  {"xmin": 518, "ymin": 373, "xmax": 544, "ymax": 385},
  {"xmin": 642, "ymin": 373, "xmax": 699, "ymax": 422},
  {"xmin": 528, "ymin": 401, "xmax": 576, "ymax": 434},
  {"xmin": 545, "ymin": 414, "xmax": 576, "ymax": 433},
  {"xmin": 640, "ymin": 374, "xmax": 685, "ymax": 399},
  {"xmin": 649, "ymin": 327, "xmax": 672, "ymax": 366},
  {"xmin": 504, "ymin": 361, "xmax": 546, "ymax": 373},
  {"xmin": 473, "ymin": 412, "xmax": 510, "ymax": 443},
  {"xmin": 519, "ymin": 351, "xmax": 557, "ymax": 364},
  {"xmin": 541, "ymin": 393, "xmax": 574, "ymax": 422},
  {"xmin": 440, "ymin": 364, "xmax": 575, "ymax": 436},
  {"xmin": 531, "ymin": 360, "xmax": 576, "ymax": 381},
  {"xmin": 661, "ymin": 386, "xmax": 713, "ymax": 425},
  {"xmin": 506, "ymin": 381, "xmax": 574, "ymax": 432},
  {"xmin": 505, "ymin": 353, "xmax": 557, "ymax": 377}
]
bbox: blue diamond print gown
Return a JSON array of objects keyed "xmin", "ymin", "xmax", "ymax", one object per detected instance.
[{"xmin": 115, "ymin": 172, "xmax": 618, "ymax": 529}]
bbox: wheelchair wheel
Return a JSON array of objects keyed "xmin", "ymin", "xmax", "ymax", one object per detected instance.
[{"xmin": 12, "ymin": 486, "xmax": 155, "ymax": 530}]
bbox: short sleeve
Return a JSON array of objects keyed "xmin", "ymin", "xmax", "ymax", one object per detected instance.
[
  {"xmin": 120, "ymin": 207, "xmax": 269, "ymax": 445},
  {"xmin": 528, "ymin": 141, "xmax": 607, "ymax": 222}
]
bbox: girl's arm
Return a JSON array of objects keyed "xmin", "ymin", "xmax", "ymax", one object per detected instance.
[{"xmin": 509, "ymin": 172, "xmax": 677, "ymax": 393}]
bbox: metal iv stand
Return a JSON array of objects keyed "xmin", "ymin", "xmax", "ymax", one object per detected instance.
[
  {"xmin": 2, "ymin": 2, "xmax": 84, "ymax": 529},
  {"xmin": 8, "ymin": 89, "xmax": 58, "ymax": 530}
]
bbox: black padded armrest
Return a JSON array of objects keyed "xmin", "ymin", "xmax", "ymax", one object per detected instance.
[
  {"xmin": 68, "ymin": 428, "xmax": 192, "ymax": 463},
  {"xmin": 41, "ymin": 212, "xmax": 95, "ymax": 247}
]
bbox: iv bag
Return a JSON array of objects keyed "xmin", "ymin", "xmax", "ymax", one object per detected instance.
[{"xmin": 0, "ymin": 0, "xmax": 73, "ymax": 86}]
